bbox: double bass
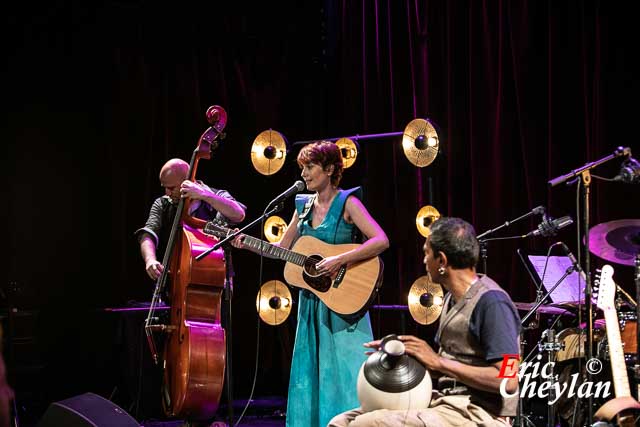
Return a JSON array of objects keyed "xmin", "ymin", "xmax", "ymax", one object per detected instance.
[{"xmin": 145, "ymin": 106, "xmax": 229, "ymax": 421}]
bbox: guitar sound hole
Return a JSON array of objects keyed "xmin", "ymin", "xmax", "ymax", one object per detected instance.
[
  {"xmin": 303, "ymin": 255, "xmax": 332, "ymax": 292},
  {"xmin": 305, "ymin": 255, "xmax": 323, "ymax": 277}
]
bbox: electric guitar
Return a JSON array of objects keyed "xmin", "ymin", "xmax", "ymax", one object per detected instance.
[
  {"xmin": 203, "ymin": 221, "xmax": 384, "ymax": 315},
  {"xmin": 594, "ymin": 264, "xmax": 640, "ymax": 426}
]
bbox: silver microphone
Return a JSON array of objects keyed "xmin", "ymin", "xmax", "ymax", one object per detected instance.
[
  {"xmin": 525, "ymin": 215, "xmax": 574, "ymax": 237},
  {"xmin": 614, "ymin": 157, "xmax": 640, "ymax": 184},
  {"xmin": 268, "ymin": 181, "xmax": 305, "ymax": 207}
]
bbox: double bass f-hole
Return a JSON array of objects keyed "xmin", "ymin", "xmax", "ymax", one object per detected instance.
[{"xmin": 144, "ymin": 105, "xmax": 229, "ymax": 421}]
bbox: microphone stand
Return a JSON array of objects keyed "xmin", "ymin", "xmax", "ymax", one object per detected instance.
[
  {"xmin": 477, "ymin": 207, "xmax": 543, "ymax": 274},
  {"xmin": 194, "ymin": 202, "xmax": 284, "ymax": 425},
  {"xmin": 548, "ymin": 146, "xmax": 630, "ymax": 426},
  {"xmin": 221, "ymin": 245, "xmax": 234, "ymax": 426},
  {"xmin": 635, "ymin": 254, "xmax": 640, "ymax": 401}
]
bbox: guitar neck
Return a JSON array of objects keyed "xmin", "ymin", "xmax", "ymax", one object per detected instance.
[
  {"xmin": 604, "ymin": 308, "xmax": 632, "ymax": 398},
  {"xmin": 242, "ymin": 235, "xmax": 306, "ymax": 266}
]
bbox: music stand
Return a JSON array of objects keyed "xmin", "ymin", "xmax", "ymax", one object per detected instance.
[{"xmin": 520, "ymin": 252, "xmax": 586, "ymax": 306}]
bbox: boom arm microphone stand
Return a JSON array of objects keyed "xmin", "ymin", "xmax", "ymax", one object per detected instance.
[
  {"xmin": 477, "ymin": 206, "xmax": 545, "ymax": 274},
  {"xmin": 547, "ymin": 145, "xmax": 631, "ymax": 426}
]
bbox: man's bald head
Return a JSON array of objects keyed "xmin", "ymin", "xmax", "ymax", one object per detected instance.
[
  {"xmin": 160, "ymin": 158, "xmax": 189, "ymax": 181},
  {"xmin": 160, "ymin": 158, "xmax": 189, "ymax": 201}
]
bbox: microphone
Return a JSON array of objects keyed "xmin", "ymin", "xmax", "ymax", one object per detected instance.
[
  {"xmin": 525, "ymin": 215, "xmax": 574, "ymax": 237},
  {"xmin": 614, "ymin": 156, "xmax": 640, "ymax": 184},
  {"xmin": 268, "ymin": 181, "xmax": 305, "ymax": 207},
  {"xmin": 532, "ymin": 205, "xmax": 546, "ymax": 215},
  {"xmin": 559, "ymin": 242, "xmax": 584, "ymax": 274}
]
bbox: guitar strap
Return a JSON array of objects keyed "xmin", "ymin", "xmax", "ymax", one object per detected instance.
[
  {"xmin": 332, "ymin": 187, "xmax": 363, "ymax": 244},
  {"xmin": 298, "ymin": 194, "xmax": 315, "ymax": 221}
]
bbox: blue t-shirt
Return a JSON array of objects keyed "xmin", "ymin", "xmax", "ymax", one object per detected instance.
[{"xmin": 468, "ymin": 290, "xmax": 521, "ymax": 362}]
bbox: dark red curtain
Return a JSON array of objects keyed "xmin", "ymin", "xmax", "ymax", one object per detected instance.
[{"xmin": 5, "ymin": 0, "xmax": 637, "ymax": 419}]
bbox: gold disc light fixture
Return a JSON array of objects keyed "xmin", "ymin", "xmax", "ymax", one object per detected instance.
[
  {"xmin": 264, "ymin": 215, "xmax": 288, "ymax": 243},
  {"xmin": 402, "ymin": 118, "xmax": 441, "ymax": 167},
  {"xmin": 416, "ymin": 205, "xmax": 441, "ymax": 238},
  {"xmin": 251, "ymin": 129, "xmax": 288, "ymax": 176},
  {"xmin": 256, "ymin": 280, "xmax": 292, "ymax": 326},
  {"xmin": 335, "ymin": 137, "xmax": 359, "ymax": 169},
  {"xmin": 408, "ymin": 275, "xmax": 444, "ymax": 325}
]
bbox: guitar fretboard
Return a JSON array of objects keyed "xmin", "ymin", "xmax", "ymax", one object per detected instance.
[
  {"xmin": 242, "ymin": 235, "xmax": 307, "ymax": 266},
  {"xmin": 603, "ymin": 308, "xmax": 631, "ymax": 398}
]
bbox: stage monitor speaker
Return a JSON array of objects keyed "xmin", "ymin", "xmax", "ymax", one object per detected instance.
[{"xmin": 38, "ymin": 392, "xmax": 140, "ymax": 427}]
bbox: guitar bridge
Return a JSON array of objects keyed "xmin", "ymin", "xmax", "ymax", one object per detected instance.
[{"xmin": 333, "ymin": 265, "xmax": 347, "ymax": 288}]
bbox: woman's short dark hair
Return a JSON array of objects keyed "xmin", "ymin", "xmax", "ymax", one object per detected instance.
[
  {"xmin": 297, "ymin": 140, "xmax": 344, "ymax": 187},
  {"xmin": 429, "ymin": 217, "xmax": 479, "ymax": 269}
]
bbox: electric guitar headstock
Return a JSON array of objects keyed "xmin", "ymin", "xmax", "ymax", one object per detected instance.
[{"xmin": 594, "ymin": 264, "xmax": 616, "ymax": 313}]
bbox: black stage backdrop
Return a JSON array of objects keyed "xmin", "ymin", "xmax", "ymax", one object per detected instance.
[{"xmin": 4, "ymin": 0, "xmax": 638, "ymax": 421}]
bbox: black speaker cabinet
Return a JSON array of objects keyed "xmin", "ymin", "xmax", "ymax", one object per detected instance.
[{"xmin": 38, "ymin": 392, "xmax": 140, "ymax": 427}]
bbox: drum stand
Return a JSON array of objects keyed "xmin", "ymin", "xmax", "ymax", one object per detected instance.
[
  {"xmin": 514, "ymin": 333, "xmax": 537, "ymax": 427},
  {"xmin": 634, "ymin": 254, "xmax": 640, "ymax": 401},
  {"xmin": 538, "ymin": 328, "xmax": 562, "ymax": 427}
]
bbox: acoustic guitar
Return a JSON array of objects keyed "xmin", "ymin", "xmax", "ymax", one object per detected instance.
[
  {"xmin": 594, "ymin": 264, "xmax": 640, "ymax": 426},
  {"xmin": 203, "ymin": 221, "xmax": 383, "ymax": 315}
]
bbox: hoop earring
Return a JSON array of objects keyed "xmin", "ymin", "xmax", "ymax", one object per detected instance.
[{"xmin": 438, "ymin": 266, "xmax": 446, "ymax": 276}]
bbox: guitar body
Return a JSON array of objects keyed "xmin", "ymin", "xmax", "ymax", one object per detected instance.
[
  {"xmin": 202, "ymin": 222, "xmax": 384, "ymax": 315},
  {"xmin": 283, "ymin": 236, "xmax": 383, "ymax": 315}
]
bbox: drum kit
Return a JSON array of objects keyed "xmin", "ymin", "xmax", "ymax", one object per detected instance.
[{"xmin": 516, "ymin": 219, "xmax": 640, "ymax": 427}]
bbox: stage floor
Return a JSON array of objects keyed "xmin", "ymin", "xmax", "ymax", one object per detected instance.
[{"xmin": 142, "ymin": 416, "xmax": 285, "ymax": 427}]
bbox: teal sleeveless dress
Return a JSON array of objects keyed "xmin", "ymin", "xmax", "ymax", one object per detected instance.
[{"xmin": 285, "ymin": 187, "xmax": 373, "ymax": 427}]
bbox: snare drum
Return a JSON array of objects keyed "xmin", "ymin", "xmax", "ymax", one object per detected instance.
[
  {"xmin": 618, "ymin": 311, "xmax": 637, "ymax": 355},
  {"xmin": 556, "ymin": 328, "xmax": 604, "ymax": 362}
]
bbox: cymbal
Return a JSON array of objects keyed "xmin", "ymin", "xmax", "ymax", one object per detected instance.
[
  {"xmin": 264, "ymin": 215, "xmax": 287, "ymax": 243},
  {"xmin": 402, "ymin": 118, "xmax": 440, "ymax": 167},
  {"xmin": 256, "ymin": 280, "xmax": 292, "ymax": 326},
  {"xmin": 513, "ymin": 301, "xmax": 576, "ymax": 316},
  {"xmin": 589, "ymin": 219, "xmax": 640, "ymax": 266},
  {"xmin": 336, "ymin": 137, "xmax": 358, "ymax": 169},
  {"xmin": 408, "ymin": 275, "xmax": 444, "ymax": 325},
  {"xmin": 251, "ymin": 129, "xmax": 288, "ymax": 176},
  {"xmin": 416, "ymin": 205, "xmax": 441, "ymax": 238}
]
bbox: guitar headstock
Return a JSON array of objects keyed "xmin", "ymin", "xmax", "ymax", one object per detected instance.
[
  {"xmin": 595, "ymin": 264, "xmax": 616, "ymax": 312},
  {"xmin": 203, "ymin": 219, "xmax": 233, "ymax": 239}
]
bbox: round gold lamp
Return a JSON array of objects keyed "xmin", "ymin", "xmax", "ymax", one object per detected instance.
[
  {"xmin": 402, "ymin": 118, "xmax": 440, "ymax": 167},
  {"xmin": 408, "ymin": 275, "xmax": 444, "ymax": 325},
  {"xmin": 336, "ymin": 137, "xmax": 359, "ymax": 169},
  {"xmin": 264, "ymin": 215, "xmax": 288, "ymax": 243},
  {"xmin": 416, "ymin": 206, "xmax": 441, "ymax": 238},
  {"xmin": 256, "ymin": 280, "xmax": 292, "ymax": 326},
  {"xmin": 251, "ymin": 129, "xmax": 288, "ymax": 176}
]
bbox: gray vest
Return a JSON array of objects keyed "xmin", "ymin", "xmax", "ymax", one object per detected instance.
[{"xmin": 435, "ymin": 275, "xmax": 519, "ymax": 416}]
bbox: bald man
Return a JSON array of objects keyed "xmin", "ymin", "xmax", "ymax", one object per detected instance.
[{"xmin": 135, "ymin": 158, "xmax": 246, "ymax": 280}]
